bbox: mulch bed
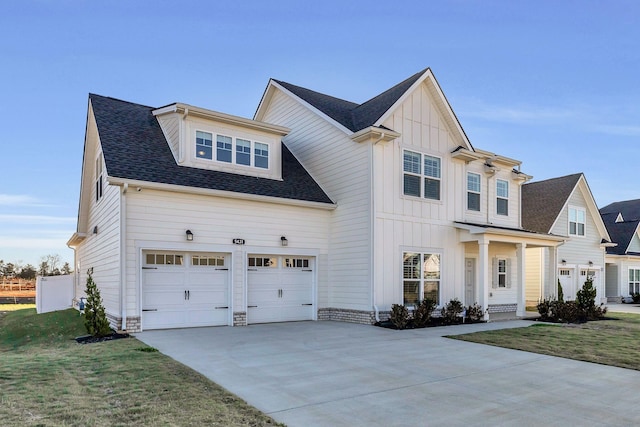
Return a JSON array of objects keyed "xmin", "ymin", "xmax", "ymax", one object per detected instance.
[{"xmin": 75, "ymin": 332, "xmax": 130, "ymax": 344}]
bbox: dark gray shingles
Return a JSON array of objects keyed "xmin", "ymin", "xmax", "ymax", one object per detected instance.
[
  {"xmin": 521, "ymin": 173, "xmax": 583, "ymax": 233},
  {"xmin": 89, "ymin": 94, "xmax": 333, "ymax": 205},
  {"xmin": 600, "ymin": 200, "xmax": 640, "ymax": 255},
  {"xmin": 274, "ymin": 68, "xmax": 427, "ymax": 133}
]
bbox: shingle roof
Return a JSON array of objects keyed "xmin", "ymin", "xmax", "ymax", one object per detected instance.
[
  {"xmin": 521, "ymin": 173, "xmax": 583, "ymax": 233},
  {"xmin": 274, "ymin": 68, "xmax": 427, "ymax": 132},
  {"xmin": 89, "ymin": 94, "xmax": 334, "ymax": 205},
  {"xmin": 600, "ymin": 199, "xmax": 640, "ymax": 255}
]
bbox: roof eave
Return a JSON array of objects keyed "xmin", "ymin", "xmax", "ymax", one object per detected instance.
[{"xmin": 350, "ymin": 126, "xmax": 401, "ymax": 144}]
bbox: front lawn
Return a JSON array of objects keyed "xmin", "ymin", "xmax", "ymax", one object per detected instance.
[
  {"xmin": 0, "ymin": 308, "xmax": 282, "ymax": 426},
  {"xmin": 450, "ymin": 313, "xmax": 640, "ymax": 370}
]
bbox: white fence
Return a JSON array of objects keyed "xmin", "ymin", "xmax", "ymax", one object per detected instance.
[{"xmin": 36, "ymin": 275, "xmax": 74, "ymax": 314}]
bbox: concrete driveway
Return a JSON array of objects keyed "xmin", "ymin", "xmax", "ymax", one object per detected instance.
[{"xmin": 137, "ymin": 320, "xmax": 640, "ymax": 426}]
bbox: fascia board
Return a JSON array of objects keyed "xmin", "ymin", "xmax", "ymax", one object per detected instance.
[{"xmin": 106, "ymin": 176, "xmax": 337, "ymax": 211}]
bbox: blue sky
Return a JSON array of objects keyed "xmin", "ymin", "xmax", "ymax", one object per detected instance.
[{"xmin": 1, "ymin": 0, "xmax": 638, "ymax": 268}]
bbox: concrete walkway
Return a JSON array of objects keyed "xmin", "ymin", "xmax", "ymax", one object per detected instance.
[{"xmin": 137, "ymin": 320, "xmax": 640, "ymax": 426}]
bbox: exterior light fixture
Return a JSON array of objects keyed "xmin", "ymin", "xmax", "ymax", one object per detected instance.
[
  {"xmin": 561, "ymin": 259, "xmax": 566, "ymax": 265},
  {"xmin": 281, "ymin": 236, "xmax": 288, "ymax": 246},
  {"xmin": 186, "ymin": 230, "xmax": 194, "ymax": 241},
  {"xmin": 93, "ymin": 226, "xmax": 98, "ymax": 235},
  {"xmin": 588, "ymin": 261, "xmax": 593, "ymax": 267}
]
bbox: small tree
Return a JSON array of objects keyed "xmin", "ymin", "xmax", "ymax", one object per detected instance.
[
  {"xmin": 84, "ymin": 270, "xmax": 112, "ymax": 337},
  {"xmin": 557, "ymin": 279, "xmax": 564, "ymax": 302}
]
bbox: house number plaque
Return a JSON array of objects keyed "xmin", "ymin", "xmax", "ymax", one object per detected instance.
[{"xmin": 232, "ymin": 238, "xmax": 246, "ymax": 245}]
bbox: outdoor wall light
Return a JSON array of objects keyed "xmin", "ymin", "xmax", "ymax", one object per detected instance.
[
  {"xmin": 93, "ymin": 226, "xmax": 98, "ymax": 235},
  {"xmin": 588, "ymin": 261, "xmax": 593, "ymax": 267},
  {"xmin": 186, "ymin": 230, "xmax": 194, "ymax": 241},
  {"xmin": 281, "ymin": 236, "xmax": 288, "ymax": 246},
  {"xmin": 561, "ymin": 259, "xmax": 566, "ymax": 265}
]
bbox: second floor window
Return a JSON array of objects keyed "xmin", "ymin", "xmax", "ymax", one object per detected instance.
[
  {"xmin": 496, "ymin": 179, "xmax": 509, "ymax": 215},
  {"xmin": 196, "ymin": 131, "xmax": 269, "ymax": 169},
  {"xmin": 569, "ymin": 207, "xmax": 586, "ymax": 236},
  {"xmin": 95, "ymin": 155, "xmax": 103, "ymax": 203},
  {"xmin": 467, "ymin": 172, "xmax": 480, "ymax": 211},
  {"xmin": 403, "ymin": 150, "xmax": 441, "ymax": 200}
]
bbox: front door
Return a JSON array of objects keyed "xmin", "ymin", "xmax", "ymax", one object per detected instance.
[{"xmin": 465, "ymin": 258, "xmax": 476, "ymax": 304}]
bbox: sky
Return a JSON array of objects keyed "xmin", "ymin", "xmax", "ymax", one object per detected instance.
[{"xmin": 1, "ymin": 0, "xmax": 639, "ymax": 269}]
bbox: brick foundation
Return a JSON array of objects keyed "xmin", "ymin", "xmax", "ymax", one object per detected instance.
[
  {"xmin": 233, "ymin": 311, "xmax": 247, "ymax": 326},
  {"xmin": 105, "ymin": 313, "xmax": 141, "ymax": 332},
  {"xmin": 487, "ymin": 303, "xmax": 517, "ymax": 313},
  {"xmin": 317, "ymin": 308, "xmax": 378, "ymax": 324}
]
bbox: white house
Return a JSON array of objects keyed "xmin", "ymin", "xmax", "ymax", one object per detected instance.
[
  {"xmin": 521, "ymin": 173, "xmax": 612, "ymax": 305},
  {"xmin": 68, "ymin": 68, "xmax": 563, "ymax": 331},
  {"xmin": 600, "ymin": 199, "xmax": 640, "ymax": 301}
]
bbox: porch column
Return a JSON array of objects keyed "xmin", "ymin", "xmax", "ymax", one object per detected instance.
[
  {"xmin": 478, "ymin": 239, "xmax": 490, "ymax": 321},
  {"xmin": 546, "ymin": 246, "xmax": 558, "ymax": 299},
  {"xmin": 516, "ymin": 243, "xmax": 527, "ymax": 317}
]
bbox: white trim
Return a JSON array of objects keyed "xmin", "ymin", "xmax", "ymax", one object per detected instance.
[
  {"xmin": 568, "ymin": 205, "xmax": 586, "ymax": 238},
  {"xmin": 401, "ymin": 148, "xmax": 443, "ymax": 202},
  {"xmin": 193, "ymin": 128, "xmax": 271, "ymax": 171},
  {"xmin": 106, "ymin": 177, "xmax": 337, "ymax": 211}
]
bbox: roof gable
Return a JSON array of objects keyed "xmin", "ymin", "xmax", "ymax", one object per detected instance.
[
  {"xmin": 601, "ymin": 199, "xmax": 640, "ymax": 255},
  {"xmin": 522, "ymin": 173, "xmax": 583, "ymax": 233},
  {"xmin": 256, "ymin": 68, "xmax": 473, "ymax": 150},
  {"xmin": 88, "ymin": 94, "xmax": 333, "ymax": 205}
]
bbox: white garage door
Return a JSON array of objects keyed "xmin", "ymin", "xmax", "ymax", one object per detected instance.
[
  {"xmin": 247, "ymin": 255, "xmax": 314, "ymax": 324},
  {"xmin": 142, "ymin": 252, "xmax": 229, "ymax": 330}
]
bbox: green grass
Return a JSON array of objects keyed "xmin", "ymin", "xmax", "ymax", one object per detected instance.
[
  {"xmin": 451, "ymin": 313, "xmax": 640, "ymax": 370},
  {"xmin": 0, "ymin": 308, "xmax": 283, "ymax": 426}
]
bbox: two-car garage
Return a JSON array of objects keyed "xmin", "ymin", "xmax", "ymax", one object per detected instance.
[{"xmin": 141, "ymin": 251, "xmax": 314, "ymax": 330}]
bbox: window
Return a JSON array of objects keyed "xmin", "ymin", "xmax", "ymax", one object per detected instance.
[
  {"xmin": 192, "ymin": 255, "xmax": 225, "ymax": 266},
  {"xmin": 403, "ymin": 150, "xmax": 441, "ymax": 200},
  {"xmin": 402, "ymin": 252, "xmax": 440, "ymax": 305},
  {"xmin": 145, "ymin": 253, "xmax": 184, "ymax": 265},
  {"xmin": 492, "ymin": 258, "xmax": 510, "ymax": 288},
  {"xmin": 467, "ymin": 173, "xmax": 481, "ymax": 211},
  {"xmin": 196, "ymin": 131, "xmax": 213, "ymax": 159},
  {"xmin": 248, "ymin": 257, "xmax": 277, "ymax": 268},
  {"xmin": 496, "ymin": 179, "xmax": 509, "ymax": 215},
  {"xmin": 569, "ymin": 207, "xmax": 586, "ymax": 236},
  {"xmin": 255, "ymin": 142, "xmax": 269, "ymax": 169},
  {"xmin": 216, "ymin": 135, "xmax": 232, "ymax": 163},
  {"xmin": 284, "ymin": 258, "xmax": 310, "ymax": 268},
  {"xmin": 629, "ymin": 269, "xmax": 640, "ymax": 295},
  {"xmin": 235, "ymin": 139, "xmax": 251, "ymax": 166},
  {"xmin": 196, "ymin": 131, "xmax": 269, "ymax": 169},
  {"xmin": 95, "ymin": 155, "xmax": 103, "ymax": 202}
]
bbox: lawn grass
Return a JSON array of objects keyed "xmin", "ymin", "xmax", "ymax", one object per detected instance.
[
  {"xmin": 451, "ymin": 313, "xmax": 640, "ymax": 370},
  {"xmin": 0, "ymin": 308, "xmax": 283, "ymax": 426}
]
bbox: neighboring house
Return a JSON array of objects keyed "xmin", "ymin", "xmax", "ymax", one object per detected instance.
[
  {"xmin": 600, "ymin": 199, "xmax": 640, "ymax": 302},
  {"xmin": 522, "ymin": 173, "xmax": 612, "ymax": 306},
  {"xmin": 68, "ymin": 68, "xmax": 563, "ymax": 332}
]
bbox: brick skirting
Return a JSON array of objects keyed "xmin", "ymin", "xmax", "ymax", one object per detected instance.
[
  {"xmin": 317, "ymin": 308, "xmax": 378, "ymax": 324},
  {"xmin": 487, "ymin": 303, "xmax": 517, "ymax": 313},
  {"xmin": 233, "ymin": 311, "xmax": 247, "ymax": 326}
]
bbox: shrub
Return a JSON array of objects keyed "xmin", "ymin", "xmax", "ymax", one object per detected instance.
[
  {"xmin": 413, "ymin": 298, "xmax": 437, "ymax": 328},
  {"xmin": 537, "ymin": 298, "xmax": 553, "ymax": 321},
  {"xmin": 465, "ymin": 303, "xmax": 486, "ymax": 323},
  {"xmin": 577, "ymin": 274, "xmax": 607, "ymax": 321},
  {"xmin": 441, "ymin": 298, "xmax": 464, "ymax": 325},
  {"xmin": 84, "ymin": 270, "xmax": 112, "ymax": 337},
  {"xmin": 554, "ymin": 300, "xmax": 581, "ymax": 323},
  {"xmin": 389, "ymin": 304, "xmax": 410, "ymax": 329},
  {"xmin": 557, "ymin": 279, "xmax": 564, "ymax": 302}
]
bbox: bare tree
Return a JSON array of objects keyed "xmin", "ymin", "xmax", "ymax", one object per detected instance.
[{"xmin": 39, "ymin": 254, "xmax": 61, "ymax": 276}]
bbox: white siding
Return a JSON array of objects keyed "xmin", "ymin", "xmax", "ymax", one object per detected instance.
[
  {"xmin": 525, "ymin": 247, "xmax": 543, "ymax": 305},
  {"xmin": 260, "ymin": 90, "xmax": 372, "ymax": 310},
  {"xmin": 156, "ymin": 113, "xmax": 180, "ymax": 162},
  {"xmin": 124, "ymin": 189, "xmax": 330, "ymax": 317},
  {"xmin": 605, "ymin": 263, "xmax": 618, "ymax": 297},
  {"xmin": 628, "ymin": 233, "xmax": 640, "ymax": 252}
]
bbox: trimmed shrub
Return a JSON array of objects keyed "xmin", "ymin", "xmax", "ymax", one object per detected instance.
[
  {"xmin": 389, "ymin": 304, "xmax": 410, "ymax": 329},
  {"xmin": 465, "ymin": 303, "xmax": 486, "ymax": 323},
  {"xmin": 557, "ymin": 279, "xmax": 564, "ymax": 302},
  {"xmin": 413, "ymin": 298, "xmax": 437, "ymax": 328},
  {"xmin": 84, "ymin": 271, "xmax": 112, "ymax": 337},
  {"xmin": 441, "ymin": 298, "xmax": 464, "ymax": 325}
]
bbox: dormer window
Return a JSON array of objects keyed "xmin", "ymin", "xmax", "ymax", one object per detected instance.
[{"xmin": 196, "ymin": 131, "xmax": 269, "ymax": 169}]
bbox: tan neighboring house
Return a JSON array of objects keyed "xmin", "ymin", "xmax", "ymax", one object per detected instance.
[
  {"xmin": 522, "ymin": 173, "xmax": 613, "ymax": 305},
  {"xmin": 68, "ymin": 68, "xmax": 564, "ymax": 332}
]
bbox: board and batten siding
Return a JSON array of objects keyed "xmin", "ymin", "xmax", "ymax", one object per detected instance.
[
  {"xmin": 123, "ymin": 189, "xmax": 330, "ymax": 317},
  {"xmin": 260, "ymin": 89, "xmax": 373, "ymax": 311},
  {"xmin": 374, "ymin": 83, "xmax": 467, "ymax": 307}
]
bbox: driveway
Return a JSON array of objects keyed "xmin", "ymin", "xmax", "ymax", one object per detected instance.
[{"xmin": 137, "ymin": 320, "xmax": 640, "ymax": 426}]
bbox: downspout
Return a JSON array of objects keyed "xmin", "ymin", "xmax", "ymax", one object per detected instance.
[
  {"xmin": 370, "ymin": 132, "xmax": 386, "ymax": 314},
  {"xmin": 120, "ymin": 183, "xmax": 128, "ymax": 330}
]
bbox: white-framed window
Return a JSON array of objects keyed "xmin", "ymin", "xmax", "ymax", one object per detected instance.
[
  {"xmin": 248, "ymin": 257, "xmax": 277, "ymax": 268},
  {"xmin": 569, "ymin": 207, "xmax": 586, "ymax": 236},
  {"xmin": 402, "ymin": 252, "xmax": 440, "ymax": 305},
  {"xmin": 496, "ymin": 179, "xmax": 509, "ymax": 216},
  {"xmin": 559, "ymin": 269, "xmax": 571, "ymax": 276},
  {"xmin": 284, "ymin": 258, "xmax": 310, "ymax": 268},
  {"xmin": 145, "ymin": 253, "xmax": 184, "ymax": 266},
  {"xmin": 492, "ymin": 257, "xmax": 511, "ymax": 288},
  {"xmin": 196, "ymin": 131, "xmax": 269, "ymax": 169},
  {"xmin": 95, "ymin": 155, "xmax": 103, "ymax": 203},
  {"xmin": 403, "ymin": 150, "xmax": 441, "ymax": 200},
  {"xmin": 467, "ymin": 172, "xmax": 481, "ymax": 211},
  {"xmin": 629, "ymin": 269, "xmax": 640, "ymax": 295},
  {"xmin": 192, "ymin": 255, "xmax": 225, "ymax": 267}
]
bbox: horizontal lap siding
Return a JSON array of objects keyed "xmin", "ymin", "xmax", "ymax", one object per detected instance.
[
  {"xmin": 124, "ymin": 190, "xmax": 330, "ymax": 315},
  {"xmin": 525, "ymin": 247, "xmax": 543, "ymax": 304},
  {"xmin": 262, "ymin": 90, "xmax": 372, "ymax": 310}
]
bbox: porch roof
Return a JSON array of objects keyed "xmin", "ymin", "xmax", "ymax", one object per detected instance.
[{"xmin": 454, "ymin": 221, "xmax": 566, "ymax": 246}]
